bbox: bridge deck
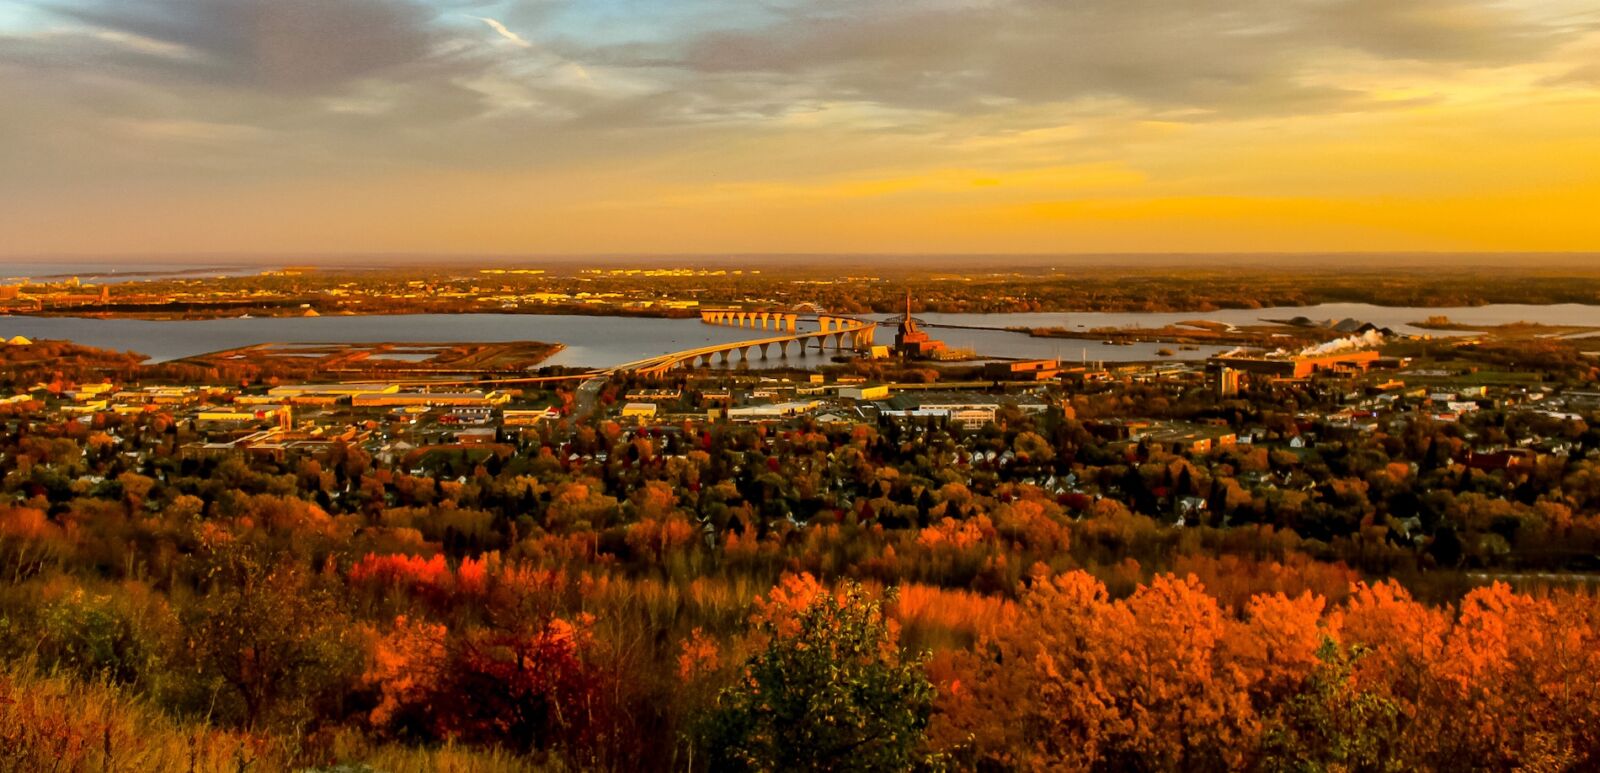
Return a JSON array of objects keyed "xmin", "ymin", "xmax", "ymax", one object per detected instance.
[{"xmin": 608, "ymin": 316, "xmax": 876, "ymax": 374}]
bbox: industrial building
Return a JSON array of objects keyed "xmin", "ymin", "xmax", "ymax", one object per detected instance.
[
  {"xmin": 269, "ymin": 383, "xmax": 401, "ymax": 399},
  {"xmin": 984, "ymin": 359, "xmax": 1062, "ymax": 381},
  {"xmin": 893, "ymin": 293, "xmax": 947, "ymax": 359},
  {"xmin": 351, "ymin": 390, "xmax": 508, "ymax": 408},
  {"xmin": 1208, "ymin": 350, "xmax": 1382, "ymax": 397},
  {"xmin": 1209, "ymin": 350, "xmax": 1381, "ymax": 379},
  {"xmin": 876, "ymin": 392, "xmax": 1049, "ymax": 429},
  {"xmin": 621, "ymin": 403, "xmax": 658, "ymax": 420}
]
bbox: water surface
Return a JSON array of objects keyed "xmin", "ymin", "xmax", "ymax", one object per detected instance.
[{"xmin": 3, "ymin": 303, "xmax": 1597, "ymax": 369}]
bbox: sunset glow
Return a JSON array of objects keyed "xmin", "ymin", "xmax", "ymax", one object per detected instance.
[{"xmin": 3, "ymin": 0, "xmax": 1598, "ymax": 256}]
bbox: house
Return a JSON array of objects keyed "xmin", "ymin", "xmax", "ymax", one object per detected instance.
[
  {"xmin": 1466, "ymin": 449, "xmax": 1536, "ymax": 472},
  {"xmin": 455, "ymin": 428, "xmax": 498, "ymax": 445}
]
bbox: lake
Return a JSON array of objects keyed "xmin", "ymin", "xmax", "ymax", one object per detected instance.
[
  {"xmin": 2, "ymin": 303, "xmax": 1598, "ymax": 370},
  {"xmin": 911, "ymin": 303, "xmax": 1600, "ymax": 337}
]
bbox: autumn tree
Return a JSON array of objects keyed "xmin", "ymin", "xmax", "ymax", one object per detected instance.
[{"xmin": 427, "ymin": 616, "xmax": 604, "ymax": 758}]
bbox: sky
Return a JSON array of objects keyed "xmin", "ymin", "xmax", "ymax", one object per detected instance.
[{"xmin": 1, "ymin": 0, "xmax": 1598, "ymax": 257}]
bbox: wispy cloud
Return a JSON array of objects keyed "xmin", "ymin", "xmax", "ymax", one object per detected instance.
[
  {"xmin": 474, "ymin": 16, "xmax": 531, "ymax": 49},
  {"xmin": 1, "ymin": 0, "xmax": 1598, "ymax": 254}
]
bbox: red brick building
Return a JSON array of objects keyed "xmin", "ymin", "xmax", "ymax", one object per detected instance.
[{"xmin": 894, "ymin": 293, "xmax": 947, "ymax": 358}]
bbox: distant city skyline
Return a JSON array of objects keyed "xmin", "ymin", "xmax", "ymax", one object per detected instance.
[{"xmin": 3, "ymin": 0, "xmax": 1599, "ymax": 256}]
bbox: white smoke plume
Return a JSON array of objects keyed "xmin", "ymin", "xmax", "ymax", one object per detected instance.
[{"xmin": 1300, "ymin": 330, "xmax": 1384, "ymax": 356}]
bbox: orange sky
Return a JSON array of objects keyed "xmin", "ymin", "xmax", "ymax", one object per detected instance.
[{"xmin": 2, "ymin": 0, "xmax": 1598, "ymax": 256}]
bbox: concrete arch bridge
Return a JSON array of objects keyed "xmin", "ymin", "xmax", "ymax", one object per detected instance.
[{"xmin": 604, "ymin": 309, "xmax": 876, "ymax": 377}]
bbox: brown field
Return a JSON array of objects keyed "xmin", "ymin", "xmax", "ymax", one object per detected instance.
[{"xmin": 177, "ymin": 341, "xmax": 563, "ymax": 379}]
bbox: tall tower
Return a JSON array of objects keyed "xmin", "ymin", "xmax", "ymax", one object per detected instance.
[{"xmin": 894, "ymin": 290, "xmax": 946, "ymax": 358}]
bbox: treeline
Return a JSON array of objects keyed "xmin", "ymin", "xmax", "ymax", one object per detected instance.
[
  {"xmin": 27, "ymin": 266, "xmax": 1600, "ymax": 319},
  {"xmin": 4, "ymin": 525, "xmax": 1597, "ymax": 770},
  {"xmin": 0, "ymin": 342, "xmax": 146, "ymax": 389}
]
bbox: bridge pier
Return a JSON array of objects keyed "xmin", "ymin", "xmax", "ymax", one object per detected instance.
[{"xmin": 642, "ymin": 312, "xmax": 876, "ymax": 375}]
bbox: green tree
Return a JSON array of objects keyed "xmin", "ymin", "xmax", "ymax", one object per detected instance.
[
  {"xmin": 181, "ymin": 543, "xmax": 360, "ymax": 730},
  {"xmin": 1258, "ymin": 639, "xmax": 1405, "ymax": 773},
  {"xmin": 701, "ymin": 582, "xmax": 936, "ymax": 772}
]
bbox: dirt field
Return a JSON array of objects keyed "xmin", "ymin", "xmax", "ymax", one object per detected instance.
[{"xmin": 178, "ymin": 341, "xmax": 563, "ymax": 379}]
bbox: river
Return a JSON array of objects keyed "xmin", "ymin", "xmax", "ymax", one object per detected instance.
[{"xmin": 2, "ymin": 303, "xmax": 1598, "ymax": 370}]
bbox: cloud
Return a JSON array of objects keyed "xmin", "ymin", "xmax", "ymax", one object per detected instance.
[
  {"xmin": 474, "ymin": 16, "xmax": 532, "ymax": 49},
  {"xmin": 607, "ymin": 0, "xmax": 1590, "ymax": 118},
  {"xmin": 39, "ymin": 0, "xmax": 442, "ymax": 92},
  {"xmin": 10, "ymin": 0, "xmax": 1591, "ymax": 137},
  {"xmin": 1, "ymin": 0, "xmax": 1597, "ymax": 205},
  {"xmin": 1545, "ymin": 61, "xmax": 1600, "ymax": 86}
]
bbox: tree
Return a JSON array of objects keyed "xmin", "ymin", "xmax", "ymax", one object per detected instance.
[
  {"xmin": 428, "ymin": 616, "xmax": 604, "ymax": 756},
  {"xmin": 1258, "ymin": 639, "xmax": 1405, "ymax": 773},
  {"xmin": 701, "ymin": 578, "xmax": 935, "ymax": 772},
  {"xmin": 181, "ymin": 543, "xmax": 360, "ymax": 730},
  {"xmin": 1013, "ymin": 432, "xmax": 1054, "ymax": 465}
]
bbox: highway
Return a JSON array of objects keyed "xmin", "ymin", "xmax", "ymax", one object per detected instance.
[{"xmin": 567, "ymin": 377, "xmax": 607, "ymax": 427}]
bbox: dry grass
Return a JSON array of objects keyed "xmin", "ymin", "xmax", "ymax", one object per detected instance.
[{"xmin": 0, "ymin": 663, "xmax": 551, "ymax": 773}]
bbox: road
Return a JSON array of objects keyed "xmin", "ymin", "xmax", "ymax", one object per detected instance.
[{"xmin": 568, "ymin": 377, "xmax": 608, "ymax": 428}]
